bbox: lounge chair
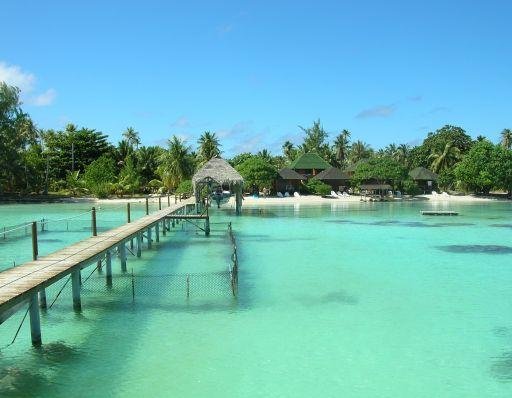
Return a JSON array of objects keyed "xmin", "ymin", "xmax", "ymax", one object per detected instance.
[
  {"xmin": 441, "ymin": 191, "xmax": 450, "ymax": 198},
  {"xmin": 284, "ymin": 192, "xmax": 290, "ymax": 197},
  {"xmin": 277, "ymin": 192, "xmax": 284, "ymax": 198},
  {"xmin": 294, "ymin": 191, "xmax": 300, "ymax": 198},
  {"xmin": 432, "ymin": 191, "xmax": 439, "ymax": 197}
]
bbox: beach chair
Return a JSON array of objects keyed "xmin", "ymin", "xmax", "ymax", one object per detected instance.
[
  {"xmin": 294, "ymin": 192, "xmax": 300, "ymax": 198},
  {"xmin": 284, "ymin": 192, "xmax": 291, "ymax": 197},
  {"xmin": 432, "ymin": 191, "xmax": 439, "ymax": 197},
  {"xmin": 330, "ymin": 191, "xmax": 340, "ymax": 199},
  {"xmin": 277, "ymin": 192, "xmax": 284, "ymax": 198},
  {"xmin": 441, "ymin": 191, "xmax": 450, "ymax": 198}
]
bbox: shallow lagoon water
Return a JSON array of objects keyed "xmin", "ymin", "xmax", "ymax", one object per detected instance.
[{"xmin": 1, "ymin": 200, "xmax": 512, "ymax": 397}]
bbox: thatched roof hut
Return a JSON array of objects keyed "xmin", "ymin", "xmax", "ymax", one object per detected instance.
[
  {"xmin": 278, "ymin": 168, "xmax": 305, "ymax": 180},
  {"xmin": 290, "ymin": 153, "xmax": 331, "ymax": 176},
  {"xmin": 312, "ymin": 167, "xmax": 350, "ymax": 181},
  {"xmin": 409, "ymin": 167, "xmax": 438, "ymax": 181},
  {"xmin": 192, "ymin": 157, "xmax": 244, "ymax": 214},
  {"xmin": 276, "ymin": 168, "xmax": 305, "ymax": 194}
]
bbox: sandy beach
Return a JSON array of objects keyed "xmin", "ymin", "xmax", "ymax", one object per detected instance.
[{"xmin": 62, "ymin": 192, "xmax": 508, "ymax": 207}]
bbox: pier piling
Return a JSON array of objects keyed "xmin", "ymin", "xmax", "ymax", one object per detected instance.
[
  {"xmin": 29, "ymin": 294, "xmax": 42, "ymax": 346},
  {"xmin": 91, "ymin": 207, "xmax": 97, "ymax": 236},
  {"xmin": 106, "ymin": 250, "xmax": 112, "ymax": 287},
  {"xmin": 136, "ymin": 233, "xmax": 142, "ymax": 257},
  {"xmin": 119, "ymin": 243, "xmax": 127, "ymax": 272},
  {"xmin": 71, "ymin": 270, "xmax": 81, "ymax": 311}
]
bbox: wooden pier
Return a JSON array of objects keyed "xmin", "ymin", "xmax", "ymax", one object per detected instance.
[
  {"xmin": 420, "ymin": 210, "xmax": 459, "ymax": 216},
  {"xmin": 0, "ymin": 199, "xmax": 197, "ymax": 346}
]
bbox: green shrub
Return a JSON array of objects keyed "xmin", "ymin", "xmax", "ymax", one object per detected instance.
[
  {"xmin": 304, "ymin": 179, "xmax": 331, "ymax": 196},
  {"xmin": 401, "ymin": 179, "xmax": 421, "ymax": 196},
  {"xmin": 176, "ymin": 179, "xmax": 193, "ymax": 195}
]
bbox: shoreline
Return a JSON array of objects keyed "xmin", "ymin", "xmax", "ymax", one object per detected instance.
[
  {"xmin": 235, "ymin": 193, "xmax": 508, "ymax": 206},
  {"xmin": 1, "ymin": 193, "xmax": 509, "ymax": 206}
]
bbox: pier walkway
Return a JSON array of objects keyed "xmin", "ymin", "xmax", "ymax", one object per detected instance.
[{"xmin": 0, "ymin": 199, "xmax": 196, "ymax": 345}]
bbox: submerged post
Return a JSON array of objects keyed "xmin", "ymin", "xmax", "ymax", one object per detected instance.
[
  {"xmin": 158, "ymin": 196, "xmax": 162, "ymax": 210},
  {"xmin": 136, "ymin": 233, "xmax": 142, "ymax": 257},
  {"xmin": 162, "ymin": 219, "xmax": 166, "ymax": 236},
  {"xmin": 71, "ymin": 269, "xmax": 81, "ymax": 311},
  {"xmin": 155, "ymin": 223, "xmax": 160, "ymax": 242},
  {"xmin": 29, "ymin": 294, "xmax": 42, "ymax": 346},
  {"xmin": 119, "ymin": 243, "xmax": 127, "ymax": 272},
  {"xmin": 147, "ymin": 227, "xmax": 152, "ymax": 249},
  {"xmin": 145, "ymin": 197, "xmax": 149, "ymax": 215},
  {"xmin": 91, "ymin": 207, "xmax": 97, "ymax": 236},
  {"xmin": 106, "ymin": 250, "xmax": 112, "ymax": 286}
]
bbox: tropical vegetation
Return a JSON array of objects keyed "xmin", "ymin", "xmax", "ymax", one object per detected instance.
[{"xmin": 1, "ymin": 82, "xmax": 511, "ymax": 198}]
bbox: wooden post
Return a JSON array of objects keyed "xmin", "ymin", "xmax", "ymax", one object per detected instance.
[
  {"xmin": 145, "ymin": 197, "xmax": 149, "ymax": 215},
  {"xmin": 186, "ymin": 275, "xmax": 190, "ymax": 298},
  {"xmin": 147, "ymin": 227, "xmax": 152, "ymax": 249},
  {"xmin": 29, "ymin": 294, "xmax": 42, "ymax": 346},
  {"xmin": 162, "ymin": 219, "xmax": 166, "ymax": 236},
  {"xmin": 127, "ymin": 203, "xmax": 131, "ymax": 223},
  {"xmin": 71, "ymin": 269, "xmax": 81, "ymax": 311},
  {"xmin": 136, "ymin": 233, "xmax": 142, "ymax": 257},
  {"xmin": 91, "ymin": 207, "xmax": 97, "ymax": 236},
  {"xmin": 155, "ymin": 223, "xmax": 160, "ymax": 242},
  {"xmin": 31, "ymin": 221, "xmax": 38, "ymax": 260},
  {"xmin": 39, "ymin": 289, "xmax": 47, "ymax": 309},
  {"xmin": 158, "ymin": 196, "xmax": 162, "ymax": 210},
  {"xmin": 119, "ymin": 243, "xmax": 127, "ymax": 272},
  {"xmin": 167, "ymin": 195, "xmax": 170, "ymax": 207},
  {"xmin": 175, "ymin": 195, "xmax": 177, "ymax": 204},
  {"xmin": 106, "ymin": 250, "xmax": 112, "ymax": 286}
]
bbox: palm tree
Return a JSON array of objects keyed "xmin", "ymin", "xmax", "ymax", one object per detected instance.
[
  {"xmin": 122, "ymin": 127, "xmax": 141, "ymax": 149},
  {"xmin": 501, "ymin": 128, "xmax": 512, "ymax": 150},
  {"xmin": 394, "ymin": 144, "xmax": 411, "ymax": 168},
  {"xmin": 332, "ymin": 129, "xmax": 351, "ymax": 167},
  {"xmin": 349, "ymin": 140, "xmax": 372, "ymax": 164},
  {"xmin": 282, "ymin": 141, "xmax": 296, "ymax": 163},
  {"xmin": 429, "ymin": 142, "xmax": 461, "ymax": 173},
  {"xmin": 197, "ymin": 131, "xmax": 221, "ymax": 164},
  {"xmin": 257, "ymin": 149, "xmax": 272, "ymax": 163},
  {"xmin": 157, "ymin": 136, "xmax": 194, "ymax": 191}
]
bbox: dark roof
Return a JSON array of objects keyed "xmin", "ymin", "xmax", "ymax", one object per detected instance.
[
  {"xmin": 409, "ymin": 167, "xmax": 438, "ymax": 181},
  {"xmin": 290, "ymin": 152, "xmax": 331, "ymax": 171},
  {"xmin": 360, "ymin": 184, "xmax": 392, "ymax": 190},
  {"xmin": 278, "ymin": 168, "xmax": 305, "ymax": 180},
  {"xmin": 312, "ymin": 167, "xmax": 350, "ymax": 181}
]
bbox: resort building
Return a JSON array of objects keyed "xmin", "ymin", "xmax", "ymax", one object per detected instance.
[
  {"xmin": 290, "ymin": 152, "xmax": 331, "ymax": 177},
  {"xmin": 312, "ymin": 167, "xmax": 351, "ymax": 192},
  {"xmin": 408, "ymin": 167, "xmax": 438, "ymax": 194},
  {"xmin": 275, "ymin": 168, "xmax": 305, "ymax": 194}
]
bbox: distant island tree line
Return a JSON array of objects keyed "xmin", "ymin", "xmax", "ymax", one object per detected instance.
[{"xmin": 1, "ymin": 82, "xmax": 511, "ymax": 199}]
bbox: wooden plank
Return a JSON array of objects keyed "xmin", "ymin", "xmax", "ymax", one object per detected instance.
[{"xmin": 0, "ymin": 200, "xmax": 193, "ymax": 313}]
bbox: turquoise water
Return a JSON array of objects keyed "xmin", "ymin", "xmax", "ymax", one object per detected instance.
[{"xmin": 1, "ymin": 200, "xmax": 512, "ymax": 397}]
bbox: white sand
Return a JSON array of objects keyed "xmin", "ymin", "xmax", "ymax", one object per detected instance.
[{"xmin": 65, "ymin": 193, "xmax": 507, "ymax": 206}]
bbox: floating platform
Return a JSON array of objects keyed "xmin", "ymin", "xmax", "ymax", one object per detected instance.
[{"xmin": 421, "ymin": 210, "xmax": 459, "ymax": 216}]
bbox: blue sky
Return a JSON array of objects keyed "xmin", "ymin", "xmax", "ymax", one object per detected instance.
[{"xmin": 1, "ymin": 0, "xmax": 511, "ymax": 156}]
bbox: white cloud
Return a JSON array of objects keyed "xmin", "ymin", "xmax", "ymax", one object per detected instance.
[
  {"xmin": 356, "ymin": 104, "xmax": 397, "ymax": 119},
  {"xmin": 0, "ymin": 62, "xmax": 35, "ymax": 92},
  {"xmin": 0, "ymin": 61, "xmax": 56, "ymax": 106},
  {"xmin": 215, "ymin": 121, "xmax": 252, "ymax": 139},
  {"xmin": 170, "ymin": 116, "xmax": 190, "ymax": 129},
  {"xmin": 29, "ymin": 88, "xmax": 56, "ymax": 106}
]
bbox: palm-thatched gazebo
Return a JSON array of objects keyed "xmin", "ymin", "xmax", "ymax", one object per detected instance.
[
  {"xmin": 409, "ymin": 167, "xmax": 438, "ymax": 193},
  {"xmin": 192, "ymin": 157, "xmax": 244, "ymax": 215}
]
